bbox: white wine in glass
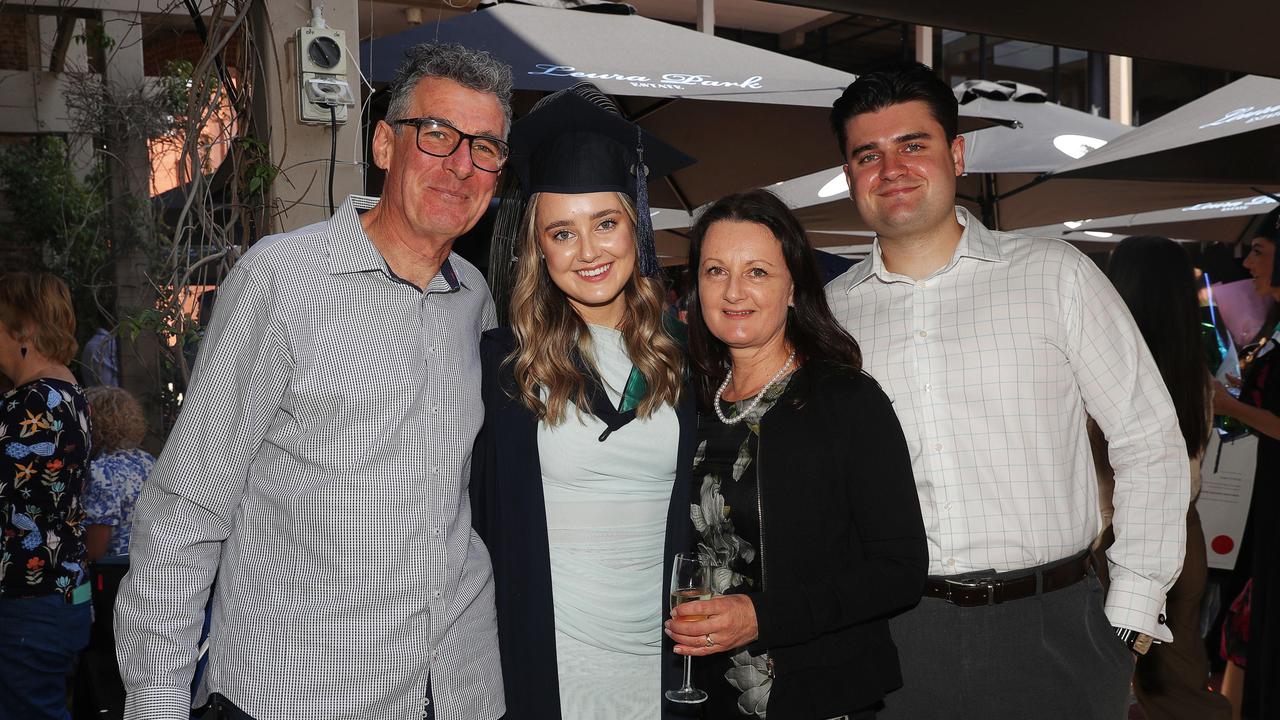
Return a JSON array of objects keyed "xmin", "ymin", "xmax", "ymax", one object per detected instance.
[
  {"xmin": 665, "ymin": 553, "xmax": 710, "ymax": 704},
  {"xmin": 670, "ymin": 588, "xmax": 712, "ymax": 622}
]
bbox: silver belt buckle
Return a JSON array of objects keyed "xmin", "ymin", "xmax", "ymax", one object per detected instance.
[{"xmin": 946, "ymin": 576, "xmax": 996, "ymax": 604}]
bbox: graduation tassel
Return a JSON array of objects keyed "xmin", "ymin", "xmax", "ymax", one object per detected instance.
[{"xmin": 634, "ymin": 127, "xmax": 659, "ymax": 277}]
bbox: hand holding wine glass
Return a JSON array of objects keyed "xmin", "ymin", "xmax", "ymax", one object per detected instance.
[
  {"xmin": 665, "ymin": 593, "xmax": 759, "ymax": 657},
  {"xmin": 665, "ymin": 553, "xmax": 711, "ymax": 704}
]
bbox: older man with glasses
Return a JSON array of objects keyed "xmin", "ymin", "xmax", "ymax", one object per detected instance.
[{"xmin": 115, "ymin": 43, "xmax": 511, "ymax": 720}]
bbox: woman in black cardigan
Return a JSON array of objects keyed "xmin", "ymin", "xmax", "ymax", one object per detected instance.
[
  {"xmin": 469, "ymin": 84, "xmax": 697, "ymax": 720},
  {"xmin": 666, "ymin": 190, "xmax": 928, "ymax": 719}
]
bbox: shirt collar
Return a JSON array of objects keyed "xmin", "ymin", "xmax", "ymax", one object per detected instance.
[
  {"xmin": 326, "ymin": 194, "xmax": 468, "ymax": 292},
  {"xmin": 843, "ymin": 205, "xmax": 1005, "ymax": 292},
  {"xmin": 326, "ymin": 195, "xmax": 385, "ymax": 275}
]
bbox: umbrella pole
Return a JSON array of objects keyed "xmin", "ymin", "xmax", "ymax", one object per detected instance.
[
  {"xmin": 982, "ymin": 173, "xmax": 1000, "ymax": 229},
  {"xmin": 664, "ymin": 175, "xmax": 695, "ymax": 213}
]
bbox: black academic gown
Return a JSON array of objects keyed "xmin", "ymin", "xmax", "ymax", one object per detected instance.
[{"xmin": 469, "ymin": 327, "xmax": 697, "ymax": 720}]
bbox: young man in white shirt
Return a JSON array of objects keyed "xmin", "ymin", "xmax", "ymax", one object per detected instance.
[{"xmin": 824, "ymin": 62, "xmax": 1188, "ymax": 719}]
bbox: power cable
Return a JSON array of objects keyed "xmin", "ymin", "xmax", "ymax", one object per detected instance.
[{"xmin": 329, "ymin": 104, "xmax": 339, "ymax": 215}]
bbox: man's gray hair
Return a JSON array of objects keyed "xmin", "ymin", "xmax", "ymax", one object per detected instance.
[{"xmin": 385, "ymin": 43, "xmax": 514, "ymax": 136}]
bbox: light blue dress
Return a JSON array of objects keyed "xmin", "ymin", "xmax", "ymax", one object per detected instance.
[
  {"xmin": 83, "ymin": 447, "xmax": 154, "ymax": 558},
  {"xmin": 537, "ymin": 324, "xmax": 680, "ymax": 719}
]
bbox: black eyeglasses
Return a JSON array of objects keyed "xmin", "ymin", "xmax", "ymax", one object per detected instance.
[{"xmin": 389, "ymin": 116, "xmax": 510, "ymax": 172}]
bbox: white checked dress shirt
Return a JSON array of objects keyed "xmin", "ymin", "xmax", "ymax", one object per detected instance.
[
  {"xmin": 115, "ymin": 196, "xmax": 503, "ymax": 719},
  {"xmin": 825, "ymin": 207, "xmax": 1187, "ymax": 640}
]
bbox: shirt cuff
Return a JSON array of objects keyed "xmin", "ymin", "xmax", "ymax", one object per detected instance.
[
  {"xmin": 1103, "ymin": 576, "xmax": 1173, "ymax": 643},
  {"xmin": 122, "ymin": 686, "xmax": 194, "ymax": 720}
]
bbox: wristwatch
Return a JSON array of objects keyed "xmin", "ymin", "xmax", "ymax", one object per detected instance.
[{"xmin": 1114, "ymin": 627, "xmax": 1154, "ymax": 655}]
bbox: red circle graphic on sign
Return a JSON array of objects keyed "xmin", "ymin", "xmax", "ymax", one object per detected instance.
[{"xmin": 1211, "ymin": 535, "xmax": 1235, "ymax": 555}]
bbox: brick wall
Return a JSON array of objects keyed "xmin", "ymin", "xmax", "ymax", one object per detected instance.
[
  {"xmin": 144, "ymin": 28, "xmax": 243, "ymax": 76},
  {"xmin": 0, "ymin": 13, "xmax": 29, "ymax": 71}
]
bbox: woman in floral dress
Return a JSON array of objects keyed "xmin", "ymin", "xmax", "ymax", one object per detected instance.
[
  {"xmin": 666, "ymin": 191, "xmax": 927, "ymax": 719},
  {"xmin": 0, "ymin": 272, "xmax": 93, "ymax": 720}
]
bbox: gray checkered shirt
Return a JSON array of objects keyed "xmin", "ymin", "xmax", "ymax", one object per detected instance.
[
  {"xmin": 825, "ymin": 207, "xmax": 1187, "ymax": 641},
  {"xmin": 115, "ymin": 196, "xmax": 502, "ymax": 720}
]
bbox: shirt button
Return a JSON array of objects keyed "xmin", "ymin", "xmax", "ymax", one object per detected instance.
[
  {"xmin": 917, "ymin": 330, "xmax": 928, "ymax": 338},
  {"xmin": 432, "ymin": 527, "xmax": 442, "ymax": 536},
  {"xmin": 916, "ymin": 281, "xmax": 928, "ymax": 289},
  {"xmin": 923, "ymin": 383, "xmax": 933, "ymax": 392},
  {"xmin": 946, "ymin": 558, "xmax": 957, "ymax": 567},
  {"xmin": 433, "ymin": 590, "xmax": 442, "ymax": 598},
  {"xmin": 432, "ymin": 406, "xmax": 440, "ymax": 414},
  {"xmin": 943, "ymin": 501, "xmax": 952, "ymax": 511},
  {"xmin": 933, "ymin": 443, "xmax": 943, "ymax": 452}
]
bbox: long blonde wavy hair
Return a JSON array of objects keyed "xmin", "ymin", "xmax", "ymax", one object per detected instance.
[{"xmin": 508, "ymin": 191, "xmax": 684, "ymax": 425}]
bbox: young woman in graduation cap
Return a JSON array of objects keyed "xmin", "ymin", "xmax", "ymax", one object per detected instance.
[{"xmin": 469, "ymin": 83, "xmax": 697, "ymax": 720}]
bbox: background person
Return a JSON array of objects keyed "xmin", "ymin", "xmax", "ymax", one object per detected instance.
[
  {"xmin": 1098, "ymin": 235, "xmax": 1232, "ymax": 720},
  {"xmin": 470, "ymin": 84, "xmax": 697, "ymax": 720},
  {"xmin": 1211, "ymin": 208, "xmax": 1280, "ymax": 720},
  {"xmin": 0, "ymin": 271, "xmax": 92, "ymax": 720},
  {"xmin": 666, "ymin": 189, "xmax": 927, "ymax": 719},
  {"xmin": 114, "ymin": 43, "xmax": 511, "ymax": 720},
  {"xmin": 82, "ymin": 386, "xmax": 153, "ymax": 562},
  {"xmin": 823, "ymin": 63, "xmax": 1188, "ymax": 719}
]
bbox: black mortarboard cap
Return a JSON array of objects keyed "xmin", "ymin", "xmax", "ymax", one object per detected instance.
[{"xmin": 506, "ymin": 87, "xmax": 695, "ymax": 276}]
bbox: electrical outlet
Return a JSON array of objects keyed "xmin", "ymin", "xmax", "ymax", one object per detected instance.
[
  {"xmin": 296, "ymin": 26, "xmax": 351, "ymax": 125},
  {"xmin": 298, "ymin": 26, "xmax": 346, "ymax": 75}
]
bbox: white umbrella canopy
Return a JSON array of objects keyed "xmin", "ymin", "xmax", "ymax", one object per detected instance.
[
  {"xmin": 952, "ymin": 80, "xmax": 1130, "ymax": 174},
  {"xmin": 996, "ymin": 75, "xmax": 1280, "ymax": 229},
  {"xmin": 1016, "ymin": 194, "xmax": 1280, "ymax": 245},
  {"xmin": 763, "ymin": 80, "xmax": 1132, "ymax": 233},
  {"xmin": 360, "ymin": 2, "xmax": 1009, "ymax": 210}
]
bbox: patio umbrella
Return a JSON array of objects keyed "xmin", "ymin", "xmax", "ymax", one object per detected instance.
[
  {"xmin": 360, "ymin": 2, "xmax": 1008, "ymax": 211},
  {"xmin": 762, "ymin": 79, "xmax": 1132, "ymax": 234},
  {"xmin": 992, "ymin": 75, "xmax": 1280, "ymax": 229},
  {"xmin": 1016, "ymin": 194, "xmax": 1280, "ymax": 245}
]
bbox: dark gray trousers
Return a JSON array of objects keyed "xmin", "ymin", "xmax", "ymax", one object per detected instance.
[{"xmin": 880, "ymin": 574, "xmax": 1133, "ymax": 720}]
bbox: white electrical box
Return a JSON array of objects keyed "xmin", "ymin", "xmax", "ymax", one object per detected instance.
[{"xmin": 296, "ymin": 26, "xmax": 354, "ymax": 125}]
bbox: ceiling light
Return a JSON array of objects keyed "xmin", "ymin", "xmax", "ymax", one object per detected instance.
[
  {"xmin": 1052, "ymin": 134, "xmax": 1108, "ymax": 159},
  {"xmin": 818, "ymin": 172, "xmax": 848, "ymax": 199}
]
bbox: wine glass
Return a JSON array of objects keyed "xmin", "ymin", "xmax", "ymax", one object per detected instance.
[{"xmin": 665, "ymin": 552, "xmax": 711, "ymax": 704}]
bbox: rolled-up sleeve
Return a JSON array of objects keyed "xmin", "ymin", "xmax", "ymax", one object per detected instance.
[
  {"xmin": 1065, "ymin": 254, "xmax": 1188, "ymax": 642},
  {"xmin": 114, "ymin": 257, "xmax": 293, "ymax": 719}
]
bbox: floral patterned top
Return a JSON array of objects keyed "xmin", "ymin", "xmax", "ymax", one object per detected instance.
[
  {"xmin": 691, "ymin": 375, "xmax": 792, "ymax": 718},
  {"xmin": 83, "ymin": 447, "xmax": 154, "ymax": 558},
  {"xmin": 1, "ymin": 378, "xmax": 91, "ymax": 600}
]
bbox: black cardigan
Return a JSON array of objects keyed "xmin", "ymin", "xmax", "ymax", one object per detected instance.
[
  {"xmin": 469, "ymin": 327, "xmax": 697, "ymax": 720},
  {"xmin": 739, "ymin": 362, "xmax": 928, "ymax": 718}
]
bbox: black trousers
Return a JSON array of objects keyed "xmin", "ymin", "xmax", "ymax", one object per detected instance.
[{"xmin": 879, "ymin": 574, "xmax": 1132, "ymax": 720}]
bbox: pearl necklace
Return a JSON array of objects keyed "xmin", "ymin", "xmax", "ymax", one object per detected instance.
[{"xmin": 714, "ymin": 350, "xmax": 797, "ymax": 425}]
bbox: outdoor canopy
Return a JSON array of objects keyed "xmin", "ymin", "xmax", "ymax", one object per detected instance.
[
  {"xmin": 751, "ymin": 80, "xmax": 1132, "ymax": 239},
  {"xmin": 359, "ymin": 1, "xmax": 1008, "ymax": 213},
  {"xmin": 1017, "ymin": 194, "xmax": 1280, "ymax": 245},
  {"xmin": 993, "ymin": 74, "xmax": 1280, "ymax": 230}
]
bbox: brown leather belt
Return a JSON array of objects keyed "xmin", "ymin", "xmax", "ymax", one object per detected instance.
[{"xmin": 923, "ymin": 551, "xmax": 1092, "ymax": 607}]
